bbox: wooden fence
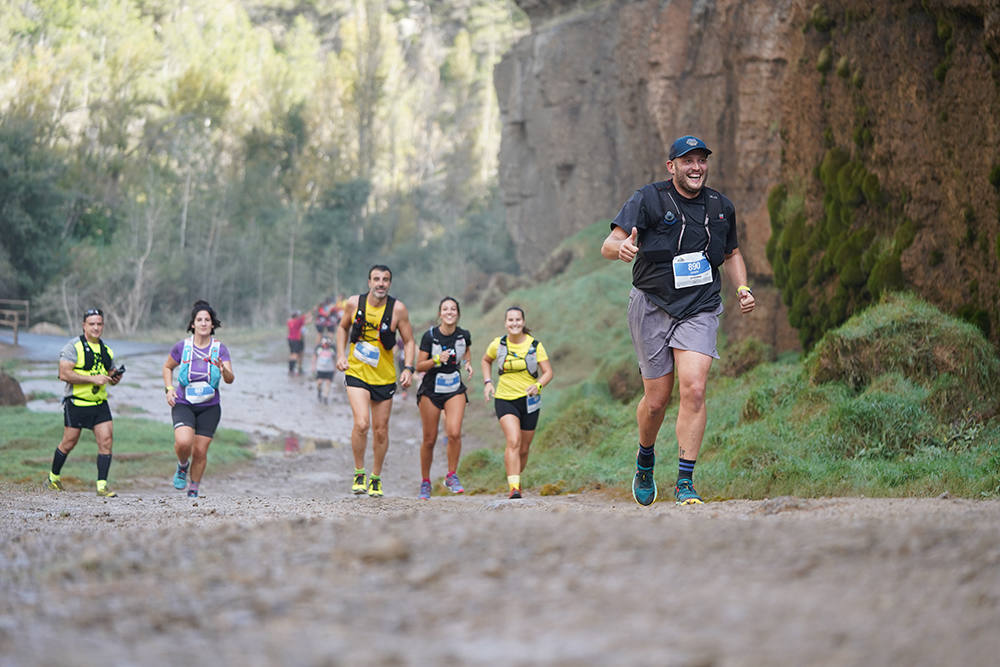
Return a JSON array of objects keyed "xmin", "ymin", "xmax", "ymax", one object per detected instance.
[{"xmin": 0, "ymin": 299, "xmax": 30, "ymax": 345}]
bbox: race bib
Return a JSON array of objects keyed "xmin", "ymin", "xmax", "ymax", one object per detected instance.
[
  {"xmin": 672, "ymin": 251, "xmax": 712, "ymax": 289},
  {"xmin": 434, "ymin": 371, "xmax": 461, "ymax": 394},
  {"xmin": 184, "ymin": 381, "xmax": 216, "ymax": 404},
  {"xmin": 316, "ymin": 352, "xmax": 336, "ymax": 373},
  {"xmin": 353, "ymin": 341, "xmax": 381, "ymax": 367},
  {"xmin": 526, "ymin": 393, "xmax": 541, "ymax": 414}
]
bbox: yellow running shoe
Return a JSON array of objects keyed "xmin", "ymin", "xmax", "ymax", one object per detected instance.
[
  {"xmin": 367, "ymin": 476, "xmax": 383, "ymax": 497},
  {"xmin": 96, "ymin": 482, "xmax": 118, "ymax": 498},
  {"xmin": 352, "ymin": 470, "xmax": 367, "ymax": 494},
  {"xmin": 46, "ymin": 474, "xmax": 64, "ymax": 491}
]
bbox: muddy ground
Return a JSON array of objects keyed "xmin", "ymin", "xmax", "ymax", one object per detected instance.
[{"xmin": 2, "ymin": 337, "xmax": 1000, "ymax": 666}]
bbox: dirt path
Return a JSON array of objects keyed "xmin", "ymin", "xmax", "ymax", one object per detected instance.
[{"xmin": 3, "ymin": 339, "xmax": 1000, "ymax": 665}]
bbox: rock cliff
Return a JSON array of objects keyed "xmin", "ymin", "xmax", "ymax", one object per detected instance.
[{"xmin": 496, "ymin": 0, "xmax": 1000, "ymax": 349}]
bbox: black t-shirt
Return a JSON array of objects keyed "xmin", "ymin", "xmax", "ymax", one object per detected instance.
[
  {"xmin": 611, "ymin": 179, "xmax": 738, "ymax": 319},
  {"xmin": 418, "ymin": 326, "xmax": 471, "ymax": 395}
]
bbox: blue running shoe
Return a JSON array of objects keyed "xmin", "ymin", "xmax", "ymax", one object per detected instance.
[
  {"xmin": 173, "ymin": 463, "xmax": 188, "ymax": 490},
  {"xmin": 632, "ymin": 465, "xmax": 657, "ymax": 506},
  {"xmin": 443, "ymin": 473, "xmax": 464, "ymax": 494},
  {"xmin": 674, "ymin": 478, "xmax": 704, "ymax": 505},
  {"xmin": 419, "ymin": 480, "xmax": 432, "ymax": 500}
]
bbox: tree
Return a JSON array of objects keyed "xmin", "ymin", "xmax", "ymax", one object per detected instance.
[{"xmin": 0, "ymin": 115, "xmax": 69, "ymax": 297}]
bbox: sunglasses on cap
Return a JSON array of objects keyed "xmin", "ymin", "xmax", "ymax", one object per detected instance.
[{"xmin": 84, "ymin": 308, "xmax": 104, "ymax": 318}]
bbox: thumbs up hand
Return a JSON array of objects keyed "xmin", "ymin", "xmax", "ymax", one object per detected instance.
[{"xmin": 619, "ymin": 226, "xmax": 639, "ymax": 263}]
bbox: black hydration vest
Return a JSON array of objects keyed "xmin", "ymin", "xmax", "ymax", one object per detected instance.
[
  {"xmin": 77, "ymin": 335, "xmax": 113, "ymax": 372},
  {"xmin": 349, "ymin": 293, "xmax": 397, "ymax": 350},
  {"xmin": 635, "ymin": 181, "xmax": 727, "ymax": 266}
]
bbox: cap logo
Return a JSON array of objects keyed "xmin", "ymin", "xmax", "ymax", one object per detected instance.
[{"xmin": 686, "ymin": 138, "xmax": 698, "ymax": 146}]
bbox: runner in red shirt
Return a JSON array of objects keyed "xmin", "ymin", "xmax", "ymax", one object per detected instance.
[{"xmin": 287, "ymin": 310, "xmax": 310, "ymax": 375}]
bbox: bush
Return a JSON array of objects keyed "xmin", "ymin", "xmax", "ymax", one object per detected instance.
[
  {"xmin": 718, "ymin": 337, "xmax": 774, "ymax": 378},
  {"xmin": 808, "ymin": 4, "xmax": 835, "ymax": 32},
  {"xmin": 827, "ymin": 380, "xmax": 935, "ymax": 459},
  {"xmin": 602, "ymin": 357, "xmax": 644, "ymax": 403},
  {"xmin": 805, "ymin": 293, "xmax": 1000, "ymax": 420},
  {"xmin": 816, "ymin": 46, "xmax": 833, "ymax": 73}
]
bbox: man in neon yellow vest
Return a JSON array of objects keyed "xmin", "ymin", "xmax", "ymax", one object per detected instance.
[
  {"xmin": 46, "ymin": 308, "xmax": 124, "ymax": 497},
  {"xmin": 335, "ymin": 265, "xmax": 416, "ymax": 497}
]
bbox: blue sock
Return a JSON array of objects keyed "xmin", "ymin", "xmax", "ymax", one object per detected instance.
[
  {"xmin": 678, "ymin": 457, "xmax": 696, "ymax": 481},
  {"xmin": 637, "ymin": 444, "xmax": 655, "ymax": 469}
]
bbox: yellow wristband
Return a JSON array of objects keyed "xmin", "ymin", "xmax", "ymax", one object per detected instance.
[
  {"xmin": 737, "ymin": 285, "xmax": 752, "ymax": 294},
  {"xmin": 165, "ymin": 386, "xmax": 172, "ymax": 393},
  {"xmin": 433, "ymin": 354, "xmax": 441, "ymax": 366}
]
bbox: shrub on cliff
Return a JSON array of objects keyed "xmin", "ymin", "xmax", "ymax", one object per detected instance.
[
  {"xmin": 768, "ymin": 146, "xmax": 909, "ymax": 348},
  {"xmin": 805, "ymin": 292, "xmax": 1000, "ymax": 421}
]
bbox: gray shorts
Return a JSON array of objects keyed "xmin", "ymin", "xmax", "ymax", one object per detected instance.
[{"xmin": 627, "ymin": 287, "xmax": 721, "ymax": 379}]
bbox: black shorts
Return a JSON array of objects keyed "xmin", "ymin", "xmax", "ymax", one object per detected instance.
[
  {"xmin": 417, "ymin": 387, "xmax": 468, "ymax": 411},
  {"xmin": 64, "ymin": 400, "xmax": 113, "ymax": 429},
  {"xmin": 345, "ymin": 375, "xmax": 396, "ymax": 402},
  {"xmin": 315, "ymin": 324, "xmax": 335, "ymax": 334},
  {"xmin": 316, "ymin": 370, "xmax": 335, "ymax": 381},
  {"xmin": 494, "ymin": 396, "xmax": 540, "ymax": 431},
  {"xmin": 288, "ymin": 338, "xmax": 304, "ymax": 354},
  {"xmin": 171, "ymin": 403, "xmax": 222, "ymax": 438}
]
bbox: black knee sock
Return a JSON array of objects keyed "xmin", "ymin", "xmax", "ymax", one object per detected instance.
[
  {"xmin": 637, "ymin": 444, "xmax": 655, "ymax": 469},
  {"xmin": 678, "ymin": 457, "xmax": 696, "ymax": 481},
  {"xmin": 288, "ymin": 360, "xmax": 296, "ymax": 372},
  {"xmin": 51, "ymin": 448, "xmax": 68, "ymax": 475},
  {"xmin": 97, "ymin": 453, "xmax": 112, "ymax": 481}
]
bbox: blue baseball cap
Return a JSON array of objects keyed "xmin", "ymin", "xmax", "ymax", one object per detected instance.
[{"xmin": 668, "ymin": 135, "xmax": 712, "ymax": 160}]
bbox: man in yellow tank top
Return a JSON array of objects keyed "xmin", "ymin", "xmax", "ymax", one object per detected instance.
[{"xmin": 335, "ymin": 265, "xmax": 416, "ymax": 497}]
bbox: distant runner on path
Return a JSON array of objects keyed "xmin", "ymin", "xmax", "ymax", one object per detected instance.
[
  {"xmin": 312, "ymin": 336, "xmax": 337, "ymax": 404},
  {"xmin": 287, "ymin": 309, "xmax": 310, "ymax": 376},
  {"xmin": 314, "ymin": 297, "xmax": 338, "ymax": 346}
]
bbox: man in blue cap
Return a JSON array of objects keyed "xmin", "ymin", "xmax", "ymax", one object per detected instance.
[{"xmin": 601, "ymin": 135, "xmax": 756, "ymax": 506}]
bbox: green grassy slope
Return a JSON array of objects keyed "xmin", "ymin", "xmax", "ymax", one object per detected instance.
[
  {"xmin": 454, "ymin": 222, "xmax": 1000, "ymax": 499},
  {"xmin": 0, "ymin": 407, "xmax": 252, "ymax": 490}
]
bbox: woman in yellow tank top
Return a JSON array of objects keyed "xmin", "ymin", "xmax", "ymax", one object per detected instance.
[{"xmin": 481, "ymin": 306, "xmax": 554, "ymax": 499}]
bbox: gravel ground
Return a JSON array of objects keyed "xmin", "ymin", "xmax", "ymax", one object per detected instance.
[{"xmin": 3, "ymin": 339, "xmax": 1000, "ymax": 666}]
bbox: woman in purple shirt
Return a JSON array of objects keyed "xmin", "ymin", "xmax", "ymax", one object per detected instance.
[{"xmin": 161, "ymin": 300, "xmax": 235, "ymax": 498}]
